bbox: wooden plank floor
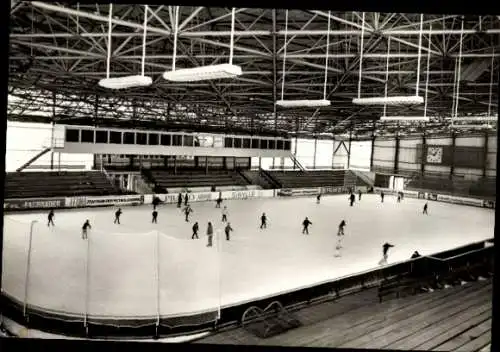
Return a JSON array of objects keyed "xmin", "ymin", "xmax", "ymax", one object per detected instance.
[{"xmin": 194, "ymin": 279, "xmax": 492, "ymax": 351}]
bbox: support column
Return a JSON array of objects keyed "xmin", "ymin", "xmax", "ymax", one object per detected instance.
[
  {"xmin": 332, "ymin": 134, "xmax": 336, "ymax": 169},
  {"xmin": 483, "ymin": 132, "xmax": 488, "ymax": 177},
  {"xmin": 164, "ymin": 156, "xmax": 168, "ymax": 168},
  {"xmin": 421, "ymin": 130, "xmax": 426, "ymax": 175},
  {"xmin": 205, "ymin": 157, "xmax": 209, "ymax": 174},
  {"xmin": 129, "ymin": 155, "xmax": 134, "ymax": 169},
  {"xmin": 313, "ymin": 137, "xmax": 318, "ymax": 169},
  {"xmin": 222, "ymin": 157, "xmax": 227, "ymax": 170},
  {"xmin": 450, "ymin": 132, "xmax": 456, "ymax": 179},
  {"xmin": 50, "ymin": 92, "xmax": 56, "ymax": 170},
  {"xmin": 173, "ymin": 156, "xmax": 177, "ymax": 174},
  {"xmin": 394, "ymin": 135, "xmax": 400, "ymax": 175},
  {"xmin": 370, "ymin": 120, "xmax": 376, "ymax": 170},
  {"xmin": 347, "ymin": 124, "xmax": 353, "ymax": 169},
  {"xmin": 293, "ymin": 134, "xmax": 298, "ymax": 170},
  {"xmin": 258, "ymin": 157, "xmax": 262, "ymax": 169},
  {"xmin": 272, "ymin": 9, "xmax": 278, "ymax": 131}
]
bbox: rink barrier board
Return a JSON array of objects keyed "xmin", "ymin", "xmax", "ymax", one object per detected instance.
[
  {"xmin": 3, "ymin": 187, "xmax": 492, "ymax": 212},
  {"xmin": 0, "ymin": 238, "xmax": 493, "ymax": 339},
  {"xmin": 373, "ymin": 187, "xmax": 494, "ymax": 209}
]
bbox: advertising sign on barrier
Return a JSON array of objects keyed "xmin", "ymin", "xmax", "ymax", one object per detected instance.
[
  {"xmin": 85, "ymin": 195, "xmax": 144, "ymax": 207},
  {"xmin": 402, "ymin": 190, "xmax": 419, "ymax": 199},
  {"xmin": 322, "ymin": 186, "xmax": 350, "ymax": 195},
  {"xmin": 435, "ymin": 194, "xmax": 484, "ymax": 207},
  {"xmin": 4, "ymin": 197, "xmax": 65, "ymax": 210},
  {"xmin": 418, "ymin": 192, "xmax": 426, "ymax": 199},
  {"xmin": 277, "ymin": 188, "xmax": 321, "ymax": 197},
  {"xmin": 427, "ymin": 193, "xmax": 438, "ymax": 201}
]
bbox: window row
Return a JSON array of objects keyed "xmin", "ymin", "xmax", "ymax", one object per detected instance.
[{"xmin": 66, "ymin": 129, "xmax": 291, "ymax": 151}]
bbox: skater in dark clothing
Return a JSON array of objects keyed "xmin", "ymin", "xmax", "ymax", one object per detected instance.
[
  {"xmin": 152, "ymin": 196, "xmax": 161, "ymax": 210},
  {"xmin": 152, "ymin": 210, "xmax": 158, "ymax": 223},
  {"xmin": 183, "ymin": 205, "xmax": 193, "ymax": 222},
  {"xmin": 379, "ymin": 242, "xmax": 394, "ymax": 265},
  {"xmin": 114, "ymin": 208, "xmax": 122, "ymax": 224},
  {"xmin": 225, "ymin": 222, "xmax": 233, "ymax": 240},
  {"xmin": 336, "ymin": 220, "xmax": 347, "ymax": 250},
  {"xmin": 221, "ymin": 206, "xmax": 228, "ymax": 222},
  {"xmin": 215, "ymin": 197, "xmax": 223, "ymax": 208},
  {"xmin": 423, "ymin": 203, "xmax": 428, "ymax": 215},
  {"xmin": 302, "ymin": 217, "xmax": 312, "ymax": 234},
  {"xmin": 47, "ymin": 210, "xmax": 55, "ymax": 227},
  {"xmin": 397, "ymin": 193, "xmax": 401, "ymax": 203},
  {"xmin": 380, "ymin": 192, "xmax": 385, "ymax": 203},
  {"xmin": 206, "ymin": 222, "xmax": 214, "ymax": 247},
  {"xmin": 260, "ymin": 213, "xmax": 267, "ymax": 229},
  {"xmin": 349, "ymin": 193, "xmax": 356, "ymax": 207},
  {"xmin": 82, "ymin": 220, "xmax": 91, "ymax": 240},
  {"xmin": 184, "ymin": 193, "xmax": 189, "ymax": 206},
  {"xmin": 192, "ymin": 222, "xmax": 199, "ymax": 239},
  {"xmin": 316, "ymin": 194, "xmax": 321, "ymax": 204},
  {"xmin": 358, "ymin": 190, "xmax": 362, "ymax": 201},
  {"xmin": 177, "ymin": 193, "xmax": 182, "ymax": 208}
]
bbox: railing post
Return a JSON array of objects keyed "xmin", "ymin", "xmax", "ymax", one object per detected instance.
[
  {"xmin": 155, "ymin": 230, "xmax": 161, "ymax": 338},
  {"xmin": 84, "ymin": 230, "xmax": 91, "ymax": 335},
  {"xmin": 23, "ymin": 220, "xmax": 37, "ymax": 319}
]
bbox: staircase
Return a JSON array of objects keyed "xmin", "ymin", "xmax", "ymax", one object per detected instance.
[
  {"xmin": 289, "ymin": 154, "xmax": 306, "ymax": 171},
  {"xmin": 349, "ymin": 169, "xmax": 375, "ymax": 187},
  {"xmin": 16, "ymin": 148, "xmax": 52, "ymax": 172}
]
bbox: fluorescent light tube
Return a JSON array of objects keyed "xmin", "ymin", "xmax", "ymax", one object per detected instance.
[
  {"xmin": 98, "ymin": 75, "xmax": 152, "ymax": 90},
  {"xmin": 163, "ymin": 64, "xmax": 242, "ymax": 82},
  {"xmin": 276, "ymin": 99, "xmax": 331, "ymax": 108},
  {"xmin": 380, "ymin": 116, "xmax": 430, "ymax": 122},
  {"xmin": 451, "ymin": 124, "xmax": 493, "ymax": 129},
  {"xmin": 451, "ymin": 116, "xmax": 498, "ymax": 122},
  {"xmin": 353, "ymin": 96, "xmax": 424, "ymax": 106}
]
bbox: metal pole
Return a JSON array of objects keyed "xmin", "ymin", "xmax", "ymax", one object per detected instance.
[
  {"xmin": 217, "ymin": 230, "xmax": 222, "ymax": 321},
  {"xmin": 23, "ymin": 220, "xmax": 37, "ymax": 318},
  {"xmin": 156, "ymin": 230, "xmax": 160, "ymax": 336},
  {"xmin": 84, "ymin": 229, "xmax": 90, "ymax": 332},
  {"xmin": 272, "ymin": 9, "xmax": 278, "ymax": 131},
  {"xmin": 313, "ymin": 137, "xmax": 317, "ymax": 169}
]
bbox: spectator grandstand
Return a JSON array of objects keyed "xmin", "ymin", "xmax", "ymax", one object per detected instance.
[
  {"xmin": 265, "ymin": 170, "xmax": 348, "ymax": 188},
  {"xmin": 4, "ymin": 171, "xmax": 127, "ymax": 199}
]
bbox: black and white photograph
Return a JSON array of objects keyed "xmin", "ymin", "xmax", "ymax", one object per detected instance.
[{"xmin": 1, "ymin": 1, "xmax": 498, "ymax": 351}]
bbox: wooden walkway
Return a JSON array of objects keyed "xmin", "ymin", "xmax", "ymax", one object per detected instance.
[{"xmin": 194, "ymin": 279, "xmax": 492, "ymax": 351}]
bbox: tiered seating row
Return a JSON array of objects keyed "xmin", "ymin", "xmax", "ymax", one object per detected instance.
[
  {"xmin": 267, "ymin": 170, "xmax": 347, "ymax": 188},
  {"xmin": 4, "ymin": 171, "xmax": 124, "ymax": 199},
  {"xmin": 407, "ymin": 175, "xmax": 496, "ymax": 199},
  {"xmin": 195, "ymin": 279, "xmax": 492, "ymax": 351},
  {"xmin": 149, "ymin": 169, "xmax": 250, "ymax": 190}
]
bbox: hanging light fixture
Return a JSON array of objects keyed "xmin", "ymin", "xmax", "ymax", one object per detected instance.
[
  {"xmin": 450, "ymin": 19, "xmax": 496, "ymax": 130},
  {"xmin": 276, "ymin": 10, "xmax": 331, "ymax": 108},
  {"xmin": 380, "ymin": 21, "xmax": 432, "ymax": 122},
  {"xmin": 352, "ymin": 13, "xmax": 424, "ymax": 106},
  {"xmin": 99, "ymin": 4, "xmax": 153, "ymax": 89},
  {"xmin": 163, "ymin": 7, "xmax": 243, "ymax": 82}
]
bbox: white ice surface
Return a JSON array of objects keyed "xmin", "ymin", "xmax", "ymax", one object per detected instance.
[{"xmin": 2, "ymin": 194, "xmax": 495, "ymax": 318}]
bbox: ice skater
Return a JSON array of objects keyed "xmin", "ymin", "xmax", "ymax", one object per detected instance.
[
  {"xmin": 380, "ymin": 192, "xmax": 385, "ymax": 203},
  {"xmin": 206, "ymin": 222, "xmax": 214, "ymax": 247},
  {"xmin": 192, "ymin": 222, "xmax": 199, "ymax": 239},
  {"xmin": 423, "ymin": 202, "xmax": 428, "ymax": 215},
  {"xmin": 335, "ymin": 220, "xmax": 347, "ymax": 252},
  {"xmin": 302, "ymin": 217, "xmax": 312, "ymax": 235},
  {"xmin": 152, "ymin": 196, "xmax": 161, "ymax": 210},
  {"xmin": 349, "ymin": 193, "xmax": 356, "ymax": 207},
  {"xmin": 82, "ymin": 220, "xmax": 91, "ymax": 240},
  {"xmin": 215, "ymin": 195, "xmax": 223, "ymax": 208},
  {"xmin": 397, "ymin": 193, "xmax": 401, "ymax": 203},
  {"xmin": 358, "ymin": 190, "xmax": 362, "ymax": 201},
  {"xmin": 221, "ymin": 206, "xmax": 228, "ymax": 222},
  {"xmin": 47, "ymin": 209, "xmax": 55, "ymax": 227},
  {"xmin": 260, "ymin": 213, "xmax": 267, "ymax": 229},
  {"xmin": 379, "ymin": 242, "xmax": 395, "ymax": 265},
  {"xmin": 225, "ymin": 222, "xmax": 233, "ymax": 240},
  {"xmin": 184, "ymin": 193, "xmax": 189, "ymax": 206},
  {"xmin": 114, "ymin": 208, "xmax": 122, "ymax": 224},
  {"xmin": 177, "ymin": 193, "xmax": 182, "ymax": 208},
  {"xmin": 152, "ymin": 209, "xmax": 158, "ymax": 223},
  {"xmin": 316, "ymin": 193, "xmax": 321, "ymax": 204},
  {"xmin": 183, "ymin": 205, "xmax": 193, "ymax": 222}
]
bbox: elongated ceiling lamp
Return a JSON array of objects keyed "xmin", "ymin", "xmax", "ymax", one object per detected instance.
[
  {"xmin": 276, "ymin": 10, "xmax": 331, "ymax": 107},
  {"xmin": 163, "ymin": 7, "xmax": 242, "ymax": 82},
  {"xmin": 353, "ymin": 13, "xmax": 424, "ymax": 106},
  {"xmin": 450, "ymin": 19, "xmax": 496, "ymax": 130},
  {"xmin": 99, "ymin": 4, "xmax": 153, "ymax": 89},
  {"xmin": 381, "ymin": 21, "xmax": 432, "ymax": 122}
]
